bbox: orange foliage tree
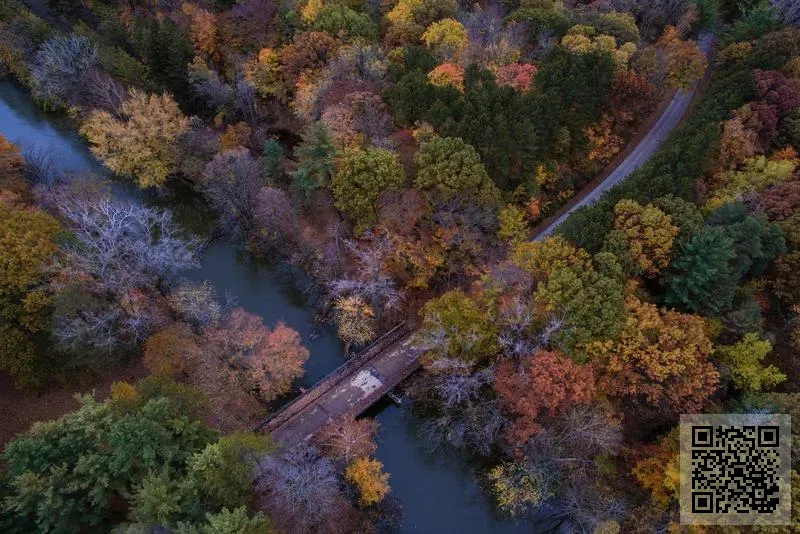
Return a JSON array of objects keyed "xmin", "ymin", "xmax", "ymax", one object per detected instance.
[
  {"xmin": 590, "ymin": 295, "xmax": 719, "ymax": 416},
  {"xmin": 204, "ymin": 308, "xmax": 309, "ymax": 402},
  {"xmin": 143, "ymin": 322, "xmax": 201, "ymax": 378},
  {"xmin": 427, "ymin": 63, "xmax": 464, "ymax": 91},
  {"xmin": 494, "ymin": 351, "xmax": 597, "ymax": 448},
  {"xmin": 494, "ymin": 63, "xmax": 537, "ymax": 92}
]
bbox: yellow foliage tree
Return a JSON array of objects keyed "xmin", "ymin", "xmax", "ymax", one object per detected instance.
[
  {"xmin": 345, "ymin": 457, "xmax": 390, "ymax": 506},
  {"xmin": 421, "ymin": 18, "xmax": 467, "ymax": 58},
  {"xmin": 334, "ymin": 296, "xmax": 376, "ymax": 353},
  {"xmin": 81, "ymin": 91, "xmax": 189, "ymax": 188},
  {"xmin": 612, "ymin": 199, "xmax": 678, "ymax": 277},
  {"xmin": 591, "ymin": 295, "xmax": 719, "ymax": 415}
]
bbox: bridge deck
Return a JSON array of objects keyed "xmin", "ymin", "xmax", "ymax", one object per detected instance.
[{"xmin": 261, "ymin": 324, "xmax": 421, "ymax": 448}]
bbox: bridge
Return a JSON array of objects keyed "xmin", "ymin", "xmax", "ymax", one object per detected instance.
[{"xmin": 259, "ymin": 323, "xmax": 421, "ymax": 448}]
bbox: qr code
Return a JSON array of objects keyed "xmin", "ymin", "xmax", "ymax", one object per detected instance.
[{"xmin": 680, "ymin": 414, "xmax": 791, "ymax": 526}]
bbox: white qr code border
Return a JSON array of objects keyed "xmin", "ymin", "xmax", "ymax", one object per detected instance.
[{"xmin": 680, "ymin": 413, "xmax": 791, "ymax": 526}]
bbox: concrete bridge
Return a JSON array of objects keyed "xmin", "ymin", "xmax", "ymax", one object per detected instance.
[{"xmin": 258, "ymin": 323, "xmax": 421, "ymax": 448}]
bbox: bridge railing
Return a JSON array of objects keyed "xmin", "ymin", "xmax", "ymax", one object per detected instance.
[{"xmin": 255, "ymin": 322, "xmax": 411, "ymax": 433}]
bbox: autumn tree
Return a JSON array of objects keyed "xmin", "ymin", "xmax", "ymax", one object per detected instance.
[
  {"xmin": 497, "ymin": 204, "xmax": 530, "ymax": 244},
  {"xmin": 81, "ymin": 90, "xmax": 189, "ymax": 188},
  {"xmin": 415, "ymin": 290, "xmax": 498, "ymax": 366},
  {"xmin": 422, "ymin": 18, "xmax": 467, "ymax": 58},
  {"xmin": 591, "ymin": 295, "xmax": 719, "ymax": 416},
  {"xmin": 658, "ymin": 26, "xmax": 707, "ymax": 89},
  {"xmin": 488, "ymin": 461, "xmax": 552, "ymax": 517},
  {"xmin": 494, "ymin": 351, "xmax": 596, "ymax": 448},
  {"xmin": 610, "ymin": 199, "xmax": 678, "ymax": 277},
  {"xmin": 144, "ymin": 322, "xmax": 201, "ymax": 378},
  {"xmin": 715, "ymin": 333, "xmax": 786, "ymax": 393},
  {"xmin": 330, "ymin": 147, "xmax": 405, "ymax": 232},
  {"xmin": 204, "ymin": 308, "xmax": 309, "ymax": 402},
  {"xmin": 345, "ymin": 457, "xmax": 390, "ymax": 506},
  {"xmin": 292, "ymin": 122, "xmax": 338, "ymax": 197},
  {"xmin": 316, "ymin": 414, "xmax": 379, "ymax": 464},
  {"xmin": 333, "ymin": 295, "xmax": 376, "ymax": 354},
  {"xmin": 631, "ymin": 430, "xmax": 679, "ymax": 508},
  {"xmin": 0, "ymin": 203, "xmax": 60, "ymax": 387}
]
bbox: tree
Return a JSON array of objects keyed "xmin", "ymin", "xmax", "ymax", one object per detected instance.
[
  {"xmin": 315, "ymin": 415, "xmax": 379, "ymax": 464},
  {"xmin": 57, "ymin": 198, "xmax": 199, "ymax": 295},
  {"xmin": 497, "ymin": 204, "xmax": 529, "ymax": 244},
  {"xmin": 203, "ymin": 308, "xmax": 309, "ymax": 402},
  {"xmin": 0, "ymin": 134, "xmax": 26, "ymax": 196},
  {"xmin": 132, "ymin": 17, "xmax": 194, "ymax": 101},
  {"xmin": 0, "ymin": 388, "xmax": 253, "ymax": 533},
  {"xmin": 30, "ymin": 35, "xmax": 97, "ymax": 105},
  {"xmin": 494, "ymin": 351, "xmax": 596, "ymax": 447},
  {"xmin": 422, "ymin": 18, "xmax": 467, "ymax": 58},
  {"xmin": 144, "ymin": 322, "xmax": 202, "ymax": 378},
  {"xmin": 494, "ymin": 63, "xmax": 537, "ymax": 93},
  {"xmin": 663, "ymin": 34, "xmax": 707, "ymax": 89},
  {"xmin": 715, "ymin": 333, "xmax": 786, "ymax": 393},
  {"xmin": 0, "ymin": 203, "xmax": 60, "ymax": 387},
  {"xmin": 611, "ymin": 199, "xmax": 678, "ymax": 277},
  {"xmin": 707, "ymin": 202, "xmax": 786, "ymax": 279},
  {"xmin": 415, "ymin": 290, "xmax": 498, "ymax": 366},
  {"xmin": 414, "ymin": 136, "xmax": 497, "ymax": 201},
  {"xmin": 591, "ymin": 295, "xmax": 719, "ymax": 416},
  {"xmin": 279, "ymin": 31, "xmax": 337, "ymax": 86},
  {"xmin": 292, "ymin": 123, "xmax": 338, "ymax": 197},
  {"xmin": 333, "ymin": 296, "xmax": 376, "ymax": 353},
  {"xmin": 188, "ymin": 433, "xmax": 274, "ymax": 510},
  {"xmin": 330, "ymin": 148, "xmax": 404, "ymax": 232},
  {"xmin": 426, "ymin": 63, "xmax": 464, "ymax": 91},
  {"xmin": 631, "ymin": 430, "xmax": 679, "ymax": 508},
  {"xmin": 534, "ymin": 251, "xmax": 626, "ymax": 354},
  {"xmin": 488, "ymin": 461, "xmax": 551, "ymax": 517},
  {"xmin": 201, "ymin": 148, "xmax": 265, "ymax": 236},
  {"xmin": 167, "ymin": 281, "xmax": 222, "ymax": 329},
  {"xmin": 81, "ymin": 90, "xmax": 189, "ymax": 188},
  {"xmin": 257, "ymin": 445, "xmax": 356, "ymax": 534},
  {"xmin": 345, "ymin": 457, "xmax": 390, "ymax": 506},
  {"xmin": 662, "ymin": 226, "xmax": 736, "ymax": 315},
  {"xmin": 311, "ymin": 5, "xmax": 378, "ymax": 40},
  {"xmin": 183, "ymin": 3, "xmax": 222, "ymax": 62}
]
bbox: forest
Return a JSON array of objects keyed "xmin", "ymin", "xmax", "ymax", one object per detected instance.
[{"xmin": 0, "ymin": 0, "xmax": 799, "ymax": 531}]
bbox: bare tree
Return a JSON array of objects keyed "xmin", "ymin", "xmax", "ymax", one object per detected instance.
[
  {"xmin": 257, "ymin": 445, "xmax": 355, "ymax": 534},
  {"xmin": 253, "ymin": 186, "xmax": 296, "ymax": 247},
  {"xmin": 315, "ymin": 415, "xmax": 379, "ymax": 464},
  {"xmin": 236, "ymin": 78, "xmax": 258, "ymax": 123},
  {"xmin": 30, "ymin": 35, "xmax": 98, "ymax": 104},
  {"xmin": 559, "ymin": 481, "xmax": 629, "ymax": 534},
  {"xmin": 167, "ymin": 280, "xmax": 222, "ymax": 329},
  {"xmin": 412, "ymin": 368, "xmax": 505, "ymax": 456},
  {"xmin": 23, "ymin": 145, "xmax": 63, "ymax": 187},
  {"xmin": 200, "ymin": 148, "xmax": 265, "ymax": 236},
  {"xmin": 328, "ymin": 230, "xmax": 403, "ymax": 320},
  {"xmin": 771, "ymin": 0, "xmax": 800, "ymax": 26},
  {"xmin": 86, "ymin": 69, "xmax": 126, "ymax": 117},
  {"xmin": 55, "ymin": 198, "xmax": 199, "ymax": 294}
]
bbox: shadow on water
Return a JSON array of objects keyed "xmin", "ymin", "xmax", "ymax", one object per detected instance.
[{"xmin": 0, "ymin": 80, "xmax": 561, "ymax": 533}]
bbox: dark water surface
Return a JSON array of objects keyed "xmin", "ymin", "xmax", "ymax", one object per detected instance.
[{"xmin": 0, "ymin": 81, "xmax": 559, "ymax": 533}]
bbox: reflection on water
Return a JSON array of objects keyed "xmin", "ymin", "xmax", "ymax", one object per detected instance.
[{"xmin": 0, "ymin": 80, "xmax": 559, "ymax": 533}]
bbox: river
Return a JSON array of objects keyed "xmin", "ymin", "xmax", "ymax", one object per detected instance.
[{"xmin": 0, "ymin": 80, "xmax": 559, "ymax": 533}]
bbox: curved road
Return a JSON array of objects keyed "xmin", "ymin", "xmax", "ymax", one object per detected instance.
[{"xmin": 535, "ymin": 32, "xmax": 715, "ymax": 240}]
